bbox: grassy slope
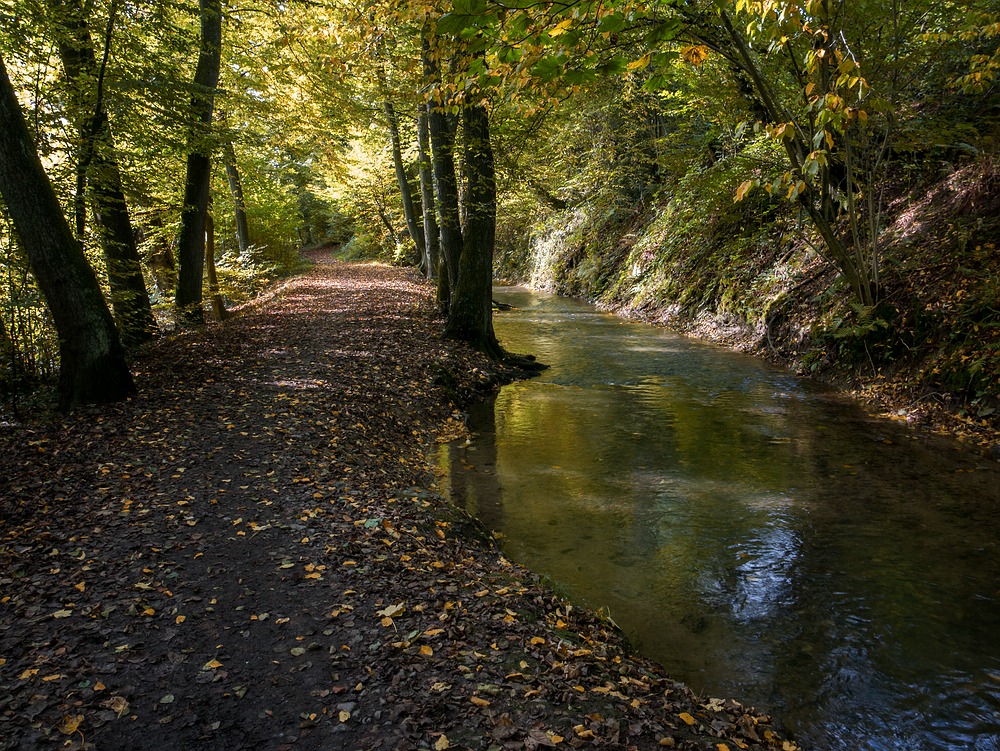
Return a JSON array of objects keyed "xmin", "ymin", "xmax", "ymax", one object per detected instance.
[{"xmin": 499, "ymin": 151, "xmax": 1000, "ymax": 450}]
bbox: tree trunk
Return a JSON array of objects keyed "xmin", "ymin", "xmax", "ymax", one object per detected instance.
[
  {"xmin": 48, "ymin": 0, "xmax": 156, "ymax": 346},
  {"xmin": 204, "ymin": 207, "xmax": 228, "ymax": 321},
  {"xmin": 0, "ymin": 54, "xmax": 134, "ymax": 410},
  {"xmin": 424, "ymin": 36, "xmax": 462, "ymax": 310},
  {"xmin": 142, "ymin": 214, "xmax": 177, "ymax": 295},
  {"xmin": 219, "ymin": 115, "xmax": 250, "ymax": 254},
  {"xmin": 174, "ymin": 0, "xmax": 222, "ymax": 326},
  {"xmin": 445, "ymin": 101, "xmax": 501, "ymax": 358},
  {"xmin": 384, "ymin": 98, "xmax": 425, "ymax": 265},
  {"xmin": 417, "ymin": 106, "xmax": 440, "ymax": 280}
]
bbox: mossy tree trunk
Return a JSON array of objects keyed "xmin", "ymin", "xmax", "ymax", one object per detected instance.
[
  {"xmin": 175, "ymin": 0, "xmax": 222, "ymax": 326},
  {"xmin": 383, "ymin": 97, "xmax": 425, "ymax": 267},
  {"xmin": 417, "ymin": 105, "xmax": 440, "ymax": 280},
  {"xmin": 48, "ymin": 0, "xmax": 156, "ymax": 346},
  {"xmin": 445, "ymin": 101, "xmax": 502, "ymax": 358},
  {"xmin": 0, "ymin": 53, "xmax": 134, "ymax": 410},
  {"xmin": 423, "ymin": 32, "xmax": 462, "ymax": 311}
]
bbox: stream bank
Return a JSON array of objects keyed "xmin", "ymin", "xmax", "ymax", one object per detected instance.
[
  {"xmin": 497, "ymin": 152, "xmax": 1000, "ymax": 453},
  {"xmin": 0, "ymin": 256, "xmax": 794, "ymax": 751}
]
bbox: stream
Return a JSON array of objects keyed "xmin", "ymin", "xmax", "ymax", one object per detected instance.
[{"xmin": 437, "ymin": 287, "xmax": 1000, "ymax": 751}]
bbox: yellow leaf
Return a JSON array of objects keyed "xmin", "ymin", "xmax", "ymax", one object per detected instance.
[
  {"xmin": 717, "ymin": 744, "xmax": 731, "ymax": 751},
  {"xmin": 74, "ymin": 582, "xmax": 85, "ymax": 592},
  {"xmin": 143, "ymin": 607, "xmax": 155, "ymax": 616},
  {"xmin": 548, "ymin": 733, "xmax": 564, "ymax": 744},
  {"xmin": 176, "ymin": 615, "xmax": 186, "ymax": 624},
  {"xmin": 420, "ymin": 645, "xmax": 434, "ymax": 656},
  {"xmin": 573, "ymin": 725, "xmax": 595, "ymax": 739},
  {"xmin": 42, "ymin": 674, "xmax": 65, "ymax": 682},
  {"xmin": 19, "ymin": 668, "xmax": 38, "ymax": 679},
  {"xmin": 735, "ymin": 180, "xmax": 755, "ymax": 202},
  {"xmin": 434, "ymin": 736, "xmax": 450, "ymax": 751},
  {"xmin": 203, "ymin": 659, "xmax": 223, "ymax": 670},
  {"xmin": 424, "ymin": 628, "xmax": 444, "ymax": 636},
  {"xmin": 52, "ymin": 609, "xmax": 73, "ymax": 619},
  {"xmin": 339, "ymin": 710, "xmax": 351, "ymax": 722},
  {"xmin": 470, "ymin": 696, "xmax": 491, "ymax": 707},
  {"xmin": 627, "ymin": 53, "xmax": 651, "ymax": 70},
  {"xmin": 530, "ymin": 636, "xmax": 546, "ymax": 645},
  {"xmin": 678, "ymin": 712, "xmax": 696, "ymax": 725},
  {"xmin": 57, "ymin": 714, "xmax": 84, "ymax": 735},
  {"xmin": 381, "ymin": 617, "xmax": 394, "ymax": 627},
  {"xmin": 94, "ymin": 680, "xmax": 106, "ymax": 691},
  {"xmin": 658, "ymin": 738, "xmax": 676, "ymax": 748},
  {"xmin": 681, "ymin": 45, "xmax": 710, "ymax": 66}
]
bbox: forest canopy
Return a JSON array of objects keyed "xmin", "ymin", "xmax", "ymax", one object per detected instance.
[{"xmin": 1, "ymin": 0, "xmax": 998, "ymax": 409}]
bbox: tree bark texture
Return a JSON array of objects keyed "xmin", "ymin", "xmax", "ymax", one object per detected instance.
[
  {"xmin": 417, "ymin": 106, "xmax": 440, "ymax": 281},
  {"xmin": 175, "ymin": 0, "xmax": 222, "ymax": 325},
  {"xmin": 220, "ymin": 119, "xmax": 250, "ymax": 254},
  {"xmin": 445, "ymin": 101, "xmax": 501, "ymax": 357},
  {"xmin": 384, "ymin": 98, "xmax": 425, "ymax": 265},
  {"xmin": 423, "ymin": 34, "xmax": 462, "ymax": 309},
  {"xmin": 0, "ymin": 54, "xmax": 134, "ymax": 410},
  {"xmin": 204, "ymin": 208, "xmax": 228, "ymax": 321},
  {"xmin": 48, "ymin": 0, "xmax": 156, "ymax": 346}
]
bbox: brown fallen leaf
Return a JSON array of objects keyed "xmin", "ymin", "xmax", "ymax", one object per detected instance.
[{"xmin": 57, "ymin": 714, "xmax": 84, "ymax": 735}]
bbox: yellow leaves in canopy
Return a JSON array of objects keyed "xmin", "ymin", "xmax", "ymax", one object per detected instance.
[
  {"xmin": 627, "ymin": 54, "xmax": 651, "ymax": 71},
  {"xmin": 735, "ymin": 180, "xmax": 757, "ymax": 202},
  {"xmin": 681, "ymin": 45, "xmax": 710, "ymax": 67}
]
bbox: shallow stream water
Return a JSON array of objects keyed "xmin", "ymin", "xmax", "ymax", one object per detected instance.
[{"xmin": 438, "ymin": 287, "xmax": 1000, "ymax": 751}]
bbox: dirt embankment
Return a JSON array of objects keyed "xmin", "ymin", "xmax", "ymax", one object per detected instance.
[{"xmin": 0, "ymin": 257, "xmax": 796, "ymax": 751}]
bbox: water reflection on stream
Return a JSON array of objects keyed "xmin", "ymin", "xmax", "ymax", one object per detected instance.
[{"xmin": 438, "ymin": 287, "xmax": 1000, "ymax": 751}]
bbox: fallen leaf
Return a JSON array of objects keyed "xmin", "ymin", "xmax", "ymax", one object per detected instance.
[
  {"xmin": 203, "ymin": 659, "xmax": 224, "ymax": 670},
  {"xmin": 434, "ymin": 735, "xmax": 450, "ymax": 750},
  {"xmin": 57, "ymin": 714, "xmax": 84, "ymax": 735},
  {"xmin": 678, "ymin": 712, "xmax": 696, "ymax": 726},
  {"xmin": 339, "ymin": 710, "xmax": 351, "ymax": 722},
  {"xmin": 470, "ymin": 696, "xmax": 491, "ymax": 707},
  {"xmin": 377, "ymin": 603, "xmax": 405, "ymax": 618},
  {"xmin": 420, "ymin": 645, "xmax": 434, "ymax": 656},
  {"xmin": 106, "ymin": 696, "xmax": 129, "ymax": 717},
  {"xmin": 52, "ymin": 609, "xmax": 73, "ymax": 619}
]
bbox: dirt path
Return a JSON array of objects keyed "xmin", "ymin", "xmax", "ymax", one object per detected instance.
[{"xmin": 1, "ymin": 257, "xmax": 794, "ymax": 750}]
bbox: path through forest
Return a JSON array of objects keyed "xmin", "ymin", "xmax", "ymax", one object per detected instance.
[{"xmin": 1, "ymin": 255, "xmax": 792, "ymax": 751}]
